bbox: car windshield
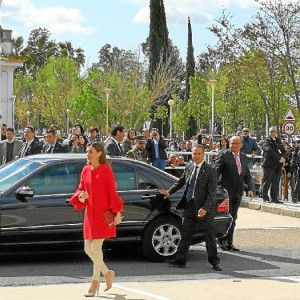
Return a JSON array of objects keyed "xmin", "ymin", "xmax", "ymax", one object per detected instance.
[{"xmin": 0, "ymin": 159, "xmax": 42, "ymax": 192}]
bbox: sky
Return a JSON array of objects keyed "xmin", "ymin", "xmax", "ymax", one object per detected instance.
[{"xmin": 0, "ymin": 0, "xmax": 296, "ymax": 68}]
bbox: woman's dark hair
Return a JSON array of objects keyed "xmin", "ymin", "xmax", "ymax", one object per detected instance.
[
  {"xmin": 219, "ymin": 137, "xmax": 229, "ymax": 149},
  {"xmin": 127, "ymin": 128, "xmax": 136, "ymax": 139},
  {"xmin": 88, "ymin": 142, "xmax": 108, "ymax": 165},
  {"xmin": 74, "ymin": 123, "xmax": 85, "ymax": 135}
]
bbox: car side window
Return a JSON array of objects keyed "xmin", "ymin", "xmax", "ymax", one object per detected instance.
[
  {"xmin": 137, "ymin": 172, "xmax": 158, "ymax": 190},
  {"xmin": 111, "ymin": 164, "xmax": 136, "ymax": 191},
  {"xmin": 27, "ymin": 164, "xmax": 82, "ymax": 195}
]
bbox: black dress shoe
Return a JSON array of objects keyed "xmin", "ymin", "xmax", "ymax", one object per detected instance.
[
  {"xmin": 263, "ymin": 199, "xmax": 270, "ymax": 202},
  {"xmin": 212, "ymin": 264, "xmax": 222, "ymax": 271},
  {"xmin": 227, "ymin": 245, "xmax": 240, "ymax": 252},
  {"xmin": 217, "ymin": 240, "xmax": 228, "ymax": 251},
  {"xmin": 166, "ymin": 259, "xmax": 186, "ymax": 268}
]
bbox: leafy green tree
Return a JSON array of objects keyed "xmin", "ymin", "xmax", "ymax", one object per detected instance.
[
  {"xmin": 155, "ymin": 106, "xmax": 168, "ymax": 135},
  {"xmin": 188, "ymin": 74, "xmax": 211, "ymax": 132},
  {"xmin": 32, "ymin": 57, "xmax": 80, "ymax": 130},
  {"xmin": 14, "ymin": 72, "xmax": 34, "ymax": 129},
  {"xmin": 97, "ymin": 43, "xmax": 138, "ymax": 74},
  {"xmin": 245, "ymin": 0, "xmax": 300, "ymax": 112},
  {"xmin": 209, "ymin": 0, "xmax": 299, "ymax": 118},
  {"xmin": 21, "ymin": 28, "xmax": 57, "ymax": 77},
  {"xmin": 172, "ymin": 96, "xmax": 190, "ymax": 137}
]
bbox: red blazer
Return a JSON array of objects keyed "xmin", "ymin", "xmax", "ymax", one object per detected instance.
[{"xmin": 69, "ymin": 164, "xmax": 124, "ymax": 240}]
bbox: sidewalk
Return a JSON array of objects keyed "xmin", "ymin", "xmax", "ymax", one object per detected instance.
[
  {"xmin": 241, "ymin": 197, "xmax": 300, "ymax": 218},
  {"xmin": 1, "ymin": 278, "xmax": 300, "ymax": 300}
]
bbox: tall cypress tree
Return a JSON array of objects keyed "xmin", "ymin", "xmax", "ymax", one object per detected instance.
[
  {"xmin": 185, "ymin": 17, "xmax": 197, "ymax": 138},
  {"xmin": 148, "ymin": 0, "xmax": 169, "ymax": 85},
  {"xmin": 159, "ymin": 0, "xmax": 169, "ymax": 63}
]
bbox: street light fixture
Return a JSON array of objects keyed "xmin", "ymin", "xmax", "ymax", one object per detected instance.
[
  {"xmin": 12, "ymin": 95, "xmax": 16, "ymax": 130},
  {"xmin": 104, "ymin": 88, "xmax": 112, "ymax": 135},
  {"xmin": 209, "ymin": 79, "xmax": 217, "ymax": 134},
  {"xmin": 26, "ymin": 110, "xmax": 31, "ymax": 125},
  {"xmin": 66, "ymin": 108, "xmax": 70, "ymax": 136},
  {"xmin": 168, "ymin": 99, "xmax": 175, "ymax": 139}
]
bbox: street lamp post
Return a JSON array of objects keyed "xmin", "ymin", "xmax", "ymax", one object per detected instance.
[
  {"xmin": 12, "ymin": 95, "xmax": 16, "ymax": 130},
  {"xmin": 209, "ymin": 80, "xmax": 217, "ymax": 134},
  {"xmin": 26, "ymin": 110, "xmax": 30, "ymax": 125},
  {"xmin": 168, "ymin": 99, "xmax": 175, "ymax": 139},
  {"xmin": 104, "ymin": 88, "xmax": 112, "ymax": 135},
  {"xmin": 66, "ymin": 108, "xmax": 70, "ymax": 136}
]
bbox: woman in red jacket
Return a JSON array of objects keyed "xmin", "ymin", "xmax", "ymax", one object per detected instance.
[{"xmin": 70, "ymin": 142, "xmax": 124, "ymax": 297}]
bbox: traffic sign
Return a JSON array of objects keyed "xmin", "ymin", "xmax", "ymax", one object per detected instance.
[
  {"xmin": 283, "ymin": 108, "xmax": 295, "ymax": 121},
  {"xmin": 282, "ymin": 121, "xmax": 296, "ymax": 135}
]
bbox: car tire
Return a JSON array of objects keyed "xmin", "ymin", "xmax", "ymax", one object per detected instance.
[{"xmin": 142, "ymin": 216, "xmax": 182, "ymax": 262}]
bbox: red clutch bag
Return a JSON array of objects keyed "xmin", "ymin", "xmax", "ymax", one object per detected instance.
[{"xmin": 102, "ymin": 210, "xmax": 116, "ymax": 227}]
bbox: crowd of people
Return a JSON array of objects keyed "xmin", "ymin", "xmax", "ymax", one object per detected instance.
[
  {"xmin": 1, "ymin": 121, "xmax": 298, "ymax": 294},
  {"xmin": 1, "ymin": 122, "xmax": 299, "ymax": 205}
]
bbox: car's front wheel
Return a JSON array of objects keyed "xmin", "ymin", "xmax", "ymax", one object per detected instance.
[{"xmin": 142, "ymin": 216, "xmax": 182, "ymax": 262}]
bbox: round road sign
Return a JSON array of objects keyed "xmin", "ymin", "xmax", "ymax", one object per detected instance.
[{"xmin": 283, "ymin": 121, "xmax": 296, "ymax": 135}]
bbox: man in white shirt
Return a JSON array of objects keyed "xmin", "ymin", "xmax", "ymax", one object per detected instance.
[
  {"xmin": 159, "ymin": 144, "xmax": 222, "ymax": 271},
  {"xmin": 18, "ymin": 126, "xmax": 42, "ymax": 158}
]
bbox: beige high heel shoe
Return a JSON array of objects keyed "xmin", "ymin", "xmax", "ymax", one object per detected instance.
[
  {"xmin": 104, "ymin": 270, "xmax": 116, "ymax": 292},
  {"xmin": 84, "ymin": 280, "xmax": 100, "ymax": 297}
]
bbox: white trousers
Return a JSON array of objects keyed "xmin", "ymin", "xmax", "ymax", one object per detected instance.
[{"xmin": 84, "ymin": 239, "xmax": 109, "ymax": 280}]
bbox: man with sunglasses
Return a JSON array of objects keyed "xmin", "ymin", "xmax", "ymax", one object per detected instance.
[{"xmin": 241, "ymin": 128, "xmax": 261, "ymax": 169}]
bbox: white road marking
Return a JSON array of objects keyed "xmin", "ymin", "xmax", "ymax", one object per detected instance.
[{"xmin": 114, "ymin": 283, "xmax": 172, "ymax": 300}]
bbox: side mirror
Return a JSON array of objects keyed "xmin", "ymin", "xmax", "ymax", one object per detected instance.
[{"xmin": 16, "ymin": 186, "xmax": 34, "ymax": 202}]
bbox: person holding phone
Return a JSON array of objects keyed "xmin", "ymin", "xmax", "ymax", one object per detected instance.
[{"xmin": 146, "ymin": 129, "xmax": 168, "ymax": 170}]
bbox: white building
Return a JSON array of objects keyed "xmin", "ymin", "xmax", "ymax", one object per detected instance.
[{"xmin": 0, "ymin": 26, "xmax": 25, "ymax": 128}]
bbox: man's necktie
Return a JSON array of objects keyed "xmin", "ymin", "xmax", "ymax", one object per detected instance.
[
  {"xmin": 117, "ymin": 143, "xmax": 123, "ymax": 154},
  {"xmin": 47, "ymin": 145, "xmax": 53, "ymax": 153},
  {"xmin": 234, "ymin": 153, "xmax": 242, "ymax": 175},
  {"xmin": 186, "ymin": 166, "xmax": 199, "ymax": 202},
  {"xmin": 20, "ymin": 143, "xmax": 28, "ymax": 157}
]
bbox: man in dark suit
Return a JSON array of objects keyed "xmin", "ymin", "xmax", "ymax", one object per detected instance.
[
  {"xmin": 159, "ymin": 144, "xmax": 222, "ymax": 271},
  {"xmin": 18, "ymin": 126, "xmax": 42, "ymax": 158},
  {"xmin": 214, "ymin": 136, "xmax": 254, "ymax": 252},
  {"xmin": 261, "ymin": 126, "xmax": 286, "ymax": 203},
  {"xmin": 0, "ymin": 127, "xmax": 22, "ymax": 164},
  {"xmin": 104, "ymin": 125, "xmax": 125, "ymax": 156},
  {"xmin": 42, "ymin": 129, "xmax": 69, "ymax": 153}
]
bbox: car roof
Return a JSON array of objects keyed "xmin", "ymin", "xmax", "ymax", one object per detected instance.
[{"xmin": 19, "ymin": 154, "xmax": 165, "ymax": 171}]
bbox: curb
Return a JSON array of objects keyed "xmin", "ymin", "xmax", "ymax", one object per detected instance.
[{"xmin": 241, "ymin": 198, "xmax": 300, "ymax": 218}]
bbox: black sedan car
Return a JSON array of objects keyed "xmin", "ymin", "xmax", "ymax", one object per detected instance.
[{"xmin": 0, "ymin": 154, "xmax": 232, "ymax": 262}]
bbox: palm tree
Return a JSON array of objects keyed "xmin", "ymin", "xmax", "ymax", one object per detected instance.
[{"xmin": 58, "ymin": 41, "xmax": 85, "ymax": 68}]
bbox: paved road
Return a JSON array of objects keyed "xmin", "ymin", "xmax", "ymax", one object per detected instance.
[{"xmin": 0, "ymin": 208, "xmax": 300, "ymax": 300}]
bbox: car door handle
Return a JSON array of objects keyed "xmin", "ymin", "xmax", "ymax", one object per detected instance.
[
  {"xmin": 141, "ymin": 194, "xmax": 157, "ymax": 199},
  {"xmin": 65, "ymin": 199, "xmax": 70, "ymax": 203}
]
